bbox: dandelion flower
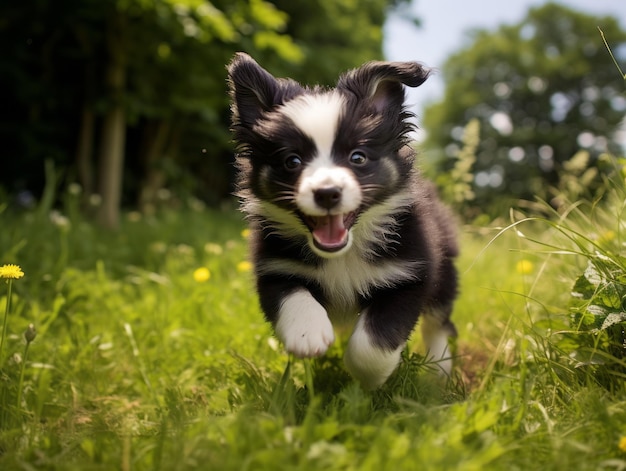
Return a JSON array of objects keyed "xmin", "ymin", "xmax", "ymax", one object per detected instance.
[
  {"xmin": 515, "ymin": 259, "xmax": 534, "ymax": 275},
  {"xmin": 596, "ymin": 230, "xmax": 616, "ymax": 245},
  {"xmin": 67, "ymin": 182, "xmax": 82, "ymax": 196},
  {"xmin": 193, "ymin": 267, "xmax": 211, "ymax": 283},
  {"xmin": 619, "ymin": 436, "xmax": 626, "ymax": 453},
  {"xmin": 241, "ymin": 228, "xmax": 251, "ymax": 239},
  {"xmin": 237, "ymin": 261, "xmax": 253, "ymax": 273},
  {"xmin": 0, "ymin": 264, "xmax": 24, "ymax": 279},
  {"xmin": 50, "ymin": 210, "xmax": 70, "ymax": 229}
]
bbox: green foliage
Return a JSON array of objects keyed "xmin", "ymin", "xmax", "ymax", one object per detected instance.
[
  {"xmin": 0, "ymin": 0, "xmax": 403, "ymax": 209},
  {"xmin": 423, "ymin": 3, "xmax": 626, "ymax": 218},
  {"xmin": 570, "ymin": 256, "xmax": 626, "ymax": 366},
  {"xmin": 268, "ymin": 0, "xmax": 392, "ymax": 85},
  {"xmin": 499, "ymin": 155, "xmax": 626, "ymax": 394},
  {"xmin": 436, "ymin": 118, "xmax": 479, "ymax": 220}
]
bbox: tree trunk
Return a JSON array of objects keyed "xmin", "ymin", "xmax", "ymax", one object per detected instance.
[
  {"xmin": 96, "ymin": 13, "xmax": 127, "ymax": 230},
  {"xmin": 75, "ymin": 105, "xmax": 95, "ymax": 198},
  {"xmin": 73, "ymin": 25, "xmax": 96, "ymax": 208},
  {"xmin": 138, "ymin": 119, "xmax": 171, "ymax": 214},
  {"xmin": 97, "ymin": 104, "xmax": 126, "ymax": 229}
]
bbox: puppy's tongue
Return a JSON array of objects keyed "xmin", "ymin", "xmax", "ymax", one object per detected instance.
[{"xmin": 311, "ymin": 214, "xmax": 348, "ymax": 250}]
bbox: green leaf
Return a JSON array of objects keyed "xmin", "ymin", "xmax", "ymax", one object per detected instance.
[
  {"xmin": 253, "ymin": 31, "xmax": 304, "ymax": 63},
  {"xmin": 571, "ymin": 274, "xmax": 596, "ymax": 300}
]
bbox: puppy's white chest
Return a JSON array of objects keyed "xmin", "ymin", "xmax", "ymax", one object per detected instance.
[
  {"xmin": 256, "ymin": 248, "xmax": 423, "ymax": 320},
  {"xmin": 316, "ymin": 253, "xmax": 421, "ymax": 322}
]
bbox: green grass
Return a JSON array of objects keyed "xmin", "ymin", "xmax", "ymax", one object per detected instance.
[{"xmin": 2, "ymin": 187, "xmax": 626, "ymax": 470}]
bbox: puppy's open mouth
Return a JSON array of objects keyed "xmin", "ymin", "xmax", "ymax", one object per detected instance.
[{"xmin": 301, "ymin": 212, "xmax": 357, "ymax": 253}]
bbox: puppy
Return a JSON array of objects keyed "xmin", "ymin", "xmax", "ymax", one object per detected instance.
[{"xmin": 227, "ymin": 53, "xmax": 458, "ymax": 390}]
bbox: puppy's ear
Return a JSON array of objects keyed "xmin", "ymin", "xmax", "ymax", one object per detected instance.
[
  {"xmin": 227, "ymin": 53, "xmax": 301, "ymax": 128},
  {"xmin": 337, "ymin": 61, "xmax": 431, "ymax": 113}
]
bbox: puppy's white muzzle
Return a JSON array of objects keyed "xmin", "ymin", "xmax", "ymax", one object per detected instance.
[{"xmin": 296, "ymin": 165, "xmax": 362, "ymax": 257}]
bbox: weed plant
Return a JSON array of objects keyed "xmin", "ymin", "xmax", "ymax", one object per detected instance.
[
  {"xmin": 507, "ymin": 154, "xmax": 626, "ymax": 395},
  {"xmin": 2, "ymin": 168, "xmax": 626, "ymax": 469}
]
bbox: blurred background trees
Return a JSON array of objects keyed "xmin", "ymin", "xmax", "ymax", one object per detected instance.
[
  {"xmin": 0, "ymin": 0, "xmax": 400, "ymax": 228},
  {"xmin": 422, "ymin": 3, "xmax": 626, "ymax": 220},
  {"xmin": 0, "ymin": 1, "xmax": 624, "ymax": 227}
]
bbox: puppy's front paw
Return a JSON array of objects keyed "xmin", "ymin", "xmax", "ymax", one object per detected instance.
[{"xmin": 275, "ymin": 290, "xmax": 334, "ymax": 358}]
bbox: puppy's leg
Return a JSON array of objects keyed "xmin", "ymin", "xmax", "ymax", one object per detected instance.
[
  {"xmin": 422, "ymin": 256, "xmax": 458, "ymax": 376},
  {"xmin": 274, "ymin": 289, "xmax": 335, "ymax": 358},
  {"xmin": 344, "ymin": 311, "xmax": 404, "ymax": 390},
  {"xmin": 345, "ymin": 285, "xmax": 425, "ymax": 389},
  {"xmin": 420, "ymin": 311, "xmax": 456, "ymax": 377}
]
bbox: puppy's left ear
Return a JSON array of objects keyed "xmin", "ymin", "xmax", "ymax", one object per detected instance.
[
  {"xmin": 227, "ymin": 52, "xmax": 303, "ymax": 130},
  {"xmin": 337, "ymin": 61, "xmax": 431, "ymax": 113}
]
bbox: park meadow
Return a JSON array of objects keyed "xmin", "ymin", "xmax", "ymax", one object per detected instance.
[
  {"xmin": 2, "ymin": 1, "xmax": 626, "ymax": 469},
  {"xmin": 1, "ymin": 161, "xmax": 626, "ymax": 469}
]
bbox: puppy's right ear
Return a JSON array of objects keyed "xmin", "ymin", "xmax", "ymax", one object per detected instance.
[
  {"xmin": 227, "ymin": 53, "xmax": 297, "ymax": 129},
  {"xmin": 337, "ymin": 61, "xmax": 431, "ymax": 115}
]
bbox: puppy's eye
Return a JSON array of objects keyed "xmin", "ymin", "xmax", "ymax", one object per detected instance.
[
  {"xmin": 284, "ymin": 154, "xmax": 302, "ymax": 171},
  {"xmin": 349, "ymin": 151, "xmax": 367, "ymax": 166}
]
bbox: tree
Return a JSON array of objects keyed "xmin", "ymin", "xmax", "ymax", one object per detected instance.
[
  {"xmin": 422, "ymin": 3, "xmax": 626, "ymax": 219},
  {"xmin": 0, "ymin": 0, "xmax": 303, "ymax": 228},
  {"xmin": 270, "ymin": 0, "xmax": 408, "ymax": 85},
  {"xmin": 92, "ymin": 0, "xmax": 309, "ymax": 227},
  {"xmin": 0, "ymin": 0, "xmax": 408, "ymax": 228}
]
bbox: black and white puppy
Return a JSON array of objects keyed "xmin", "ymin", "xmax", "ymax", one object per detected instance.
[{"xmin": 227, "ymin": 53, "xmax": 458, "ymax": 390}]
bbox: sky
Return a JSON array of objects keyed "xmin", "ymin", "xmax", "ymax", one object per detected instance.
[{"xmin": 383, "ymin": 0, "xmax": 626, "ymax": 122}]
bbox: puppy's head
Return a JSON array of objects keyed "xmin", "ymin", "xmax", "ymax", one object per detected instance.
[{"xmin": 228, "ymin": 53, "xmax": 431, "ymax": 258}]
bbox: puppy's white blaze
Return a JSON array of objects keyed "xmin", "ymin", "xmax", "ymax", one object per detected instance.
[
  {"xmin": 344, "ymin": 314, "xmax": 404, "ymax": 390},
  {"xmin": 420, "ymin": 314, "xmax": 453, "ymax": 376},
  {"xmin": 280, "ymin": 92, "xmax": 345, "ymax": 158},
  {"xmin": 296, "ymin": 166, "xmax": 362, "ymax": 216},
  {"xmin": 275, "ymin": 289, "xmax": 335, "ymax": 358}
]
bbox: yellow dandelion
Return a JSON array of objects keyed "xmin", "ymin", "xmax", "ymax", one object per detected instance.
[
  {"xmin": 193, "ymin": 267, "xmax": 211, "ymax": 283},
  {"xmin": 515, "ymin": 259, "xmax": 534, "ymax": 275},
  {"xmin": 237, "ymin": 261, "xmax": 253, "ymax": 273},
  {"xmin": 0, "ymin": 264, "xmax": 24, "ymax": 280},
  {"xmin": 241, "ymin": 228, "xmax": 251, "ymax": 239},
  {"xmin": 597, "ymin": 230, "xmax": 616, "ymax": 245},
  {"xmin": 619, "ymin": 436, "xmax": 626, "ymax": 452}
]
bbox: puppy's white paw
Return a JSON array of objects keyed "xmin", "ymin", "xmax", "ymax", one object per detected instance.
[{"xmin": 275, "ymin": 290, "xmax": 335, "ymax": 358}]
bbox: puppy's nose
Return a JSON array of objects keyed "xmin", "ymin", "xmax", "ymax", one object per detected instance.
[{"xmin": 314, "ymin": 187, "xmax": 342, "ymax": 209}]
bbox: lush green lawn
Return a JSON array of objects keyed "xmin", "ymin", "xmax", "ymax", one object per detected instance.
[{"xmin": 1, "ymin": 189, "xmax": 626, "ymax": 470}]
